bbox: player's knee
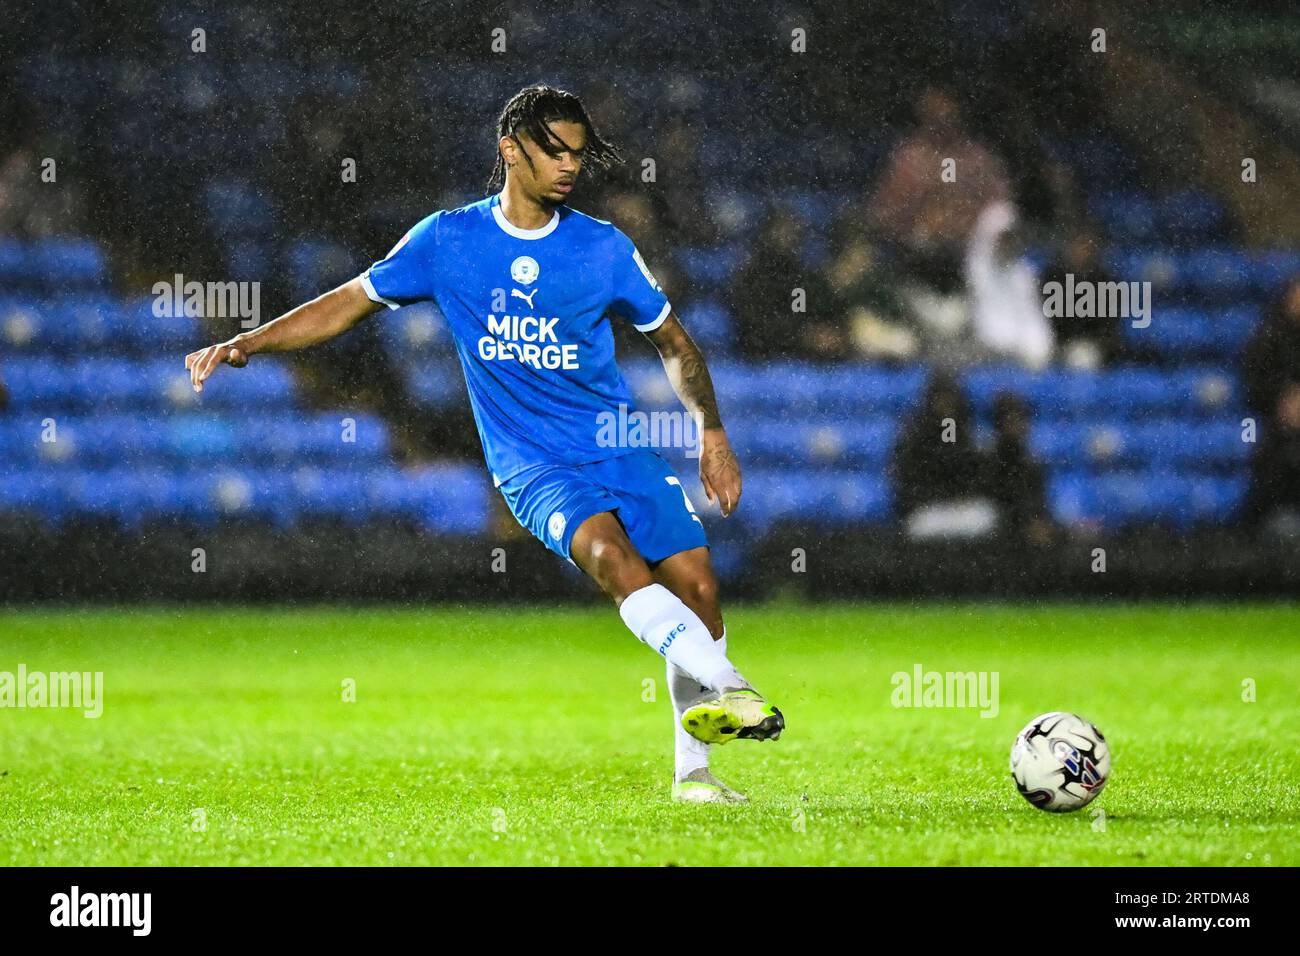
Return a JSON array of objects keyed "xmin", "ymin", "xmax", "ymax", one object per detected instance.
[
  {"xmin": 588, "ymin": 537, "xmax": 648, "ymax": 597},
  {"xmin": 679, "ymin": 575, "xmax": 722, "ymax": 638},
  {"xmin": 682, "ymin": 575, "xmax": 719, "ymax": 616}
]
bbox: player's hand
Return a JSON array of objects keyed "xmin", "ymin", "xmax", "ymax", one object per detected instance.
[
  {"xmin": 699, "ymin": 427, "xmax": 742, "ymax": 517},
  {"xmin": 184, "ymin": 341, "xmax": 248, "ymax": 393}
]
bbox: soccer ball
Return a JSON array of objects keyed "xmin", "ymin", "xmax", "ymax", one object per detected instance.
[{"xmin": 1010, "ymin": 711, "xmax": 1110, "ymax": 812}]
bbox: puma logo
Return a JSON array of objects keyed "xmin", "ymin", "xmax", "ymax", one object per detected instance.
[{"xmin": 510, "ymin": 288, "xmax": 538, "ymax": 308}]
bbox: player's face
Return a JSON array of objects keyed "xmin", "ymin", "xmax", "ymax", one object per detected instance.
[{"xmin": 508, "ymin": 120, "xmax": 587, "ymax": 204}]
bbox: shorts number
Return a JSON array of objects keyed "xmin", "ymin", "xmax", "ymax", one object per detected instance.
[{"xmin": 665, "ymin": 476, "xmax": 702, "ymax": 525}]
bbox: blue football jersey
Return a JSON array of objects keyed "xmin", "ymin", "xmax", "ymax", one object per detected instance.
[{"xmin": 360, "ymin": 192, "xmax": 672, "ymax": 484}]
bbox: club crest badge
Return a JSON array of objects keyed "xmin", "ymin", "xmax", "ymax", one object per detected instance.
[{"xmin": 511, "ymin": 256, "xmax": 540, "ymax": 286}]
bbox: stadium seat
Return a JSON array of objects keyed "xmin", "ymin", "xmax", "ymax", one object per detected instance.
[
  {"xmin": 1125, "ymin": 305, "xmax": 1260, "ymax": 358},
  {"xmin": 1089, "ymin": 191, "xmax": 1157, "ymax": 242},
  {"xmin": 741, "ymin": 470, "xmax": 892, "ymax": 532},
  {"xmin": 405, "ymin": 359, "xmax": 468, "ymax": 409},
  {"xmin": 204, "ymin": 176, "xmax": 279, "ymax": 238},
  {"xmin": 724, "ymin": 417, "xmax": 898, "ymax": 467},
  {"xmin": 672, "ymin": 245, "xmax": 746, "ymax": 287},
  {"xmin": 380, "ymin": 301, "xmax": 451, "ymax": 359},
  {"xmin": 366, "ymin": 464, "xmax": 490, "ymax": 535},
  {"xmin": 1157, "ymin": 190, "xmax": 1227, "ymax": 240},
  {"xmin": 1047, "ymin": 471, "xmax": 1248, "ymax": 530},
  {"xmin": 286, "ymin": 240, "xmax": 360, "ymax": 303},
  {"xmin": 675, "ymin": 299, "xmax": 734, "ymax": 354},
  {"xmin": 1031, "ymin": 419, "xmax": 1249, "ymax": 470},
  {"xmin": 963, "ymin": 365, "xmax": 1240, "ymax": 418}
]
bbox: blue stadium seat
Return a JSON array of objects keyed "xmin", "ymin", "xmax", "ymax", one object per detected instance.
[
  {"xmin": 1104, "ymin": 246, "xmax": 1297, "ymax": 302},
  {"xmin": 116, "ymin": 295, "xmax": 204, "ymax": 351},
  {"xmin": 157, "ymin": 411, "xmax": 382, "ymax": 467},
  {"xmin": 7, "ymin": 295, "xmax": 117, "ymax": 353},
  {"xmin": 1031, "ymin": 419, "xmax": 1249, "ymax": 470},
  {"xmin": 365, "ymin": 464, "xmax": 490, "ymax": 534},
  {"xmin": 1048, "ymin": 471, "xmax": 1248, "ymax": 529},
  {"xmin": 2, "ymin": 357, "xmax": 77, "ymax": 408},
  {"xmin": 741, "ymin": 470, "xmax": 892, "ymax": 532},
  {"xmin": 1184, "ymin": 248, "xmax": 1255, "ymax": 298},
  {"xmin": 227, "ymin": 239, "xmax": 273, "ymax": 283},
  {"xmin": 0, "ymin": 238, "xmax": 105, "ymax": 290},
  {"xmin": 1157, "ymin": 190, "xmax": 1226, "ymax": 239},
  {"xmin": 725, "ymin": 417, "xmax": 898, "ymax": 467},
  {"xmin": 623, "ymin": 361, "xmax": 928, "ymax": 417},
  {"xmin": 1089, "ymin": 192, "xmax": 1157, "ymax": 242},
  {"xmin": 204, "ymin": 176, "xmax": 278, "ymax": 238},
  {"xmin": 380, "ymin": 301, "xmax": 450, "ymax": 359},
  {"xmin": 0, "ymin": 356, "xmax": 298, "ymax": 412},
  {"xmin": 0, "ymin": 238, "xmax": 29, "ymax": 285},
  {"xmin": 673, "ymin": 245, "xmax": 746, "ymax": 287},
  {"xmin": 964, "ymin": 365, "xmax": 1241, "ymax": 418},
  {"xmin": 1255, "ymin": 250, "xmax": 1300, "ymax": 296},
  {"xmin": 33, "ymin": 238, "xmax": 109, "ymax": 288},
  {"xmin": 184, "ymin": 467, "xmax": 297, "ymax": 527},
  {"xmin": 0, "ymin": 469, "xmax": 55, "ymax": 520},
  {"xmin": 405, "ymin": 360, "xmax": 467, "ymax": 409},
  {"xmin": 285, "ymin": 466, "xmax": 377, "ymax": 523},
  {"xmin": 0, "ymin": 296, "xmax": 52, "ymax": 351},
  {"xmin": 178, "ymin": 357, "xmax": 298, "ymax": 408},
  {"xmin": 286, "ymin": 240, "xmax": 359, "ymax": 302},
  {"xmin": 676, "ymin": 299, "xmax": 733, "ymax": 354},
  {"xmin": 1126, "ymin": 305, "xmax": 1260, "ymax": 358}
]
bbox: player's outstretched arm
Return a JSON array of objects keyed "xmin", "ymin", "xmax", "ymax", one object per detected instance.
[
  {"xmin": 646, "ymin": 312, "xmax": 742, "ymax": 517},
  {"xmin": 184, "ymin": 277, "xmax": 382, "ymax": 393}
]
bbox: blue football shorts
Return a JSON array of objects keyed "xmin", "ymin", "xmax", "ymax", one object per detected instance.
[{"xmin": 496, "ymin": 449, "xmax": 709, "ymax": 565}]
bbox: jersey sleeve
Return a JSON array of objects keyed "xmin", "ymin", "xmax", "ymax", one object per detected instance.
[
  {"xmin": 359, "ymin": 212, "xmax": 440, "ymax": 310},
  {"xmin": 607, "ymin": 228, "xmax": 672, "ymax": 332}
]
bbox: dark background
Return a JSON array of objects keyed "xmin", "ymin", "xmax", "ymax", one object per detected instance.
[{"xmin": 2, "ymin": 0, "xmax": 1299, "ymax": 601}]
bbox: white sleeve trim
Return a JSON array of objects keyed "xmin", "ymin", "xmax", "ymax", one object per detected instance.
[
  {"xmin": 360, "ymin": 269, "xmax": 401, "ymax": 310},
  {"xmin": 635, "ymin": 300, "xmax": 672, "ymax": 333}
]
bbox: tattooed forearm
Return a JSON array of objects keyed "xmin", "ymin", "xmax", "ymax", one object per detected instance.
[{"xmin": 657, "ymin": 327, "xmax": 723, "ymax": 429}]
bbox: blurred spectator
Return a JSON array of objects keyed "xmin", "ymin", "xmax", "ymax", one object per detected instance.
[
  {"xmin": 651, "ymin": 118, "xmax": 721, "ymax": 250},
  {"xmin": 891, "ymin": 372, "xmax": 995, "ymax": 538},
  {"xmin": 0, "ymin": 141, "xmax": 89, "ymax": 238},
  {"xmin": 823, "ymin": 232, "xmax": 920, "ymax": 361},
  {"xmin": 1241, "ymin": 382, "xmax": 1300, "ymax": 535},
  {"xmin": 1242, "ymin": 275, "xmax": 1300, "ymax": 425},
  {"xmin": 964, "ymin": 201, "xmax": 1053, "ymax": 368},
  {"xmin": 866, "ymin": 86, "xmax": 1011, "ymax": 293},
  {"xmin": 604, "ymin": 188, "xmax": 688, "ymax": 357},
  {"xmin": 1039, "ymin": 223, "xmax": 1124, "ymax": 368},
  {"xmin": 729, "ymin": 210, "xmax": 836, "ymax": 361},
  {"xmin": 604, "ymin": 190, "xmax": 669, "ymax": 268},
  {"xmin": 270, "ymin": 92, "xmax": 370, "ymax": 250},
  {"xmin": 985, "ymin": 393, "xmax": 1054, "ymax": 545}
]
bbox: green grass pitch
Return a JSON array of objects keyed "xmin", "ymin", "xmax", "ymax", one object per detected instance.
[{"xmin": 1, "ymin": 603, "xmax": 1297, "ymax": 866}]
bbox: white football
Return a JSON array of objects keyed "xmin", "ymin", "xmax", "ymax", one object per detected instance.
[{"xmin": 1010, "ymin": 711, "xmax": 1110, "ymax": 812}]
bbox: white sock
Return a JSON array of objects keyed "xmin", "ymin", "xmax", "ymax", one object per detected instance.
[
  {"xmin": 619, "ymin": 584, "xmax": 746, "ymax": 692},
  {"xmin": 669, "ymin": 628, "xmax": 727, "ymax": 780}
]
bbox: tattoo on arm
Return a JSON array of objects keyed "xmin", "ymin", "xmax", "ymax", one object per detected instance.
[{"xmin": 659, "ymin": 326, "xmax": 723, "ymax": 430}]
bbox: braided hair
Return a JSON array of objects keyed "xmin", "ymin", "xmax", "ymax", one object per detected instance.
[{"xmin": 485, "ymin": 84, "xmax": 623, "ymax": 194}]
